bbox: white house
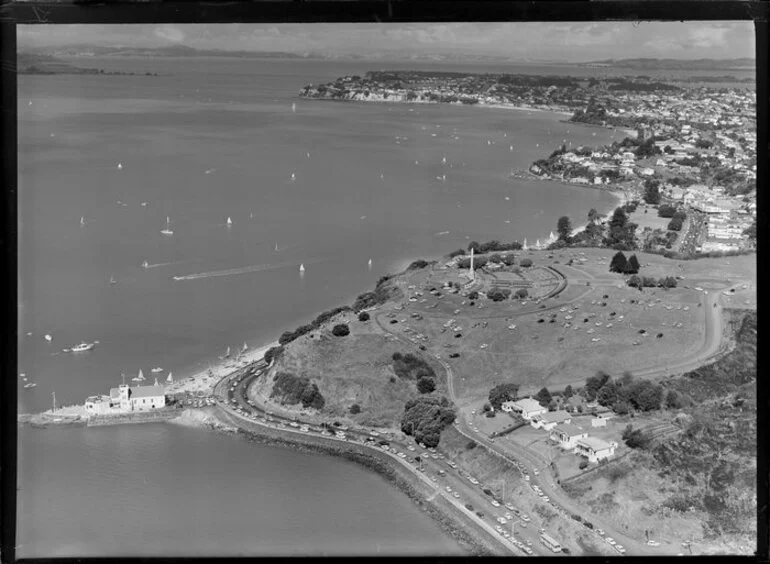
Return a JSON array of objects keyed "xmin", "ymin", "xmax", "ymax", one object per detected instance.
[
  {"xmin": 591, "ymin": 413, "xmax": 614, "ymax": 427},
  {"xmin": 575, "ymin": 436, "xmax": 616, "ymax": 462},
  {"xmin": 531, "ymin": 410, "xmax": 572, "ymax": 431},
  {"xmin": 506, "ymin": 398, "xmax": 547, "ymax": 420},
  {"xmin": 549, "ymin": 423, "xmax": 588, "ymax": 450},
  {"xmin": 85, "ymin": 384, "xmax": 166, "ymax": 416}
]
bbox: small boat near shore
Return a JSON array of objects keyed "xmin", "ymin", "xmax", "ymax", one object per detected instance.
[
  {"xmin": 151, "ymin": 367, "xmax": 163, "ymax": 373},
  {"xmin": 166, "ymin": 372, "xmax": 174, "ymax": 383},
  {"xmin": 24, "ymin": 382, "xmax": 37, "ymax": 389},
  {"xmin": 70, "ymin": 342, "xmax": 95, "ymax": 353}
]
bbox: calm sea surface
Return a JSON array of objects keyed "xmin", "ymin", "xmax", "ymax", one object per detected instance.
[{"xmin": 17, "ymin": 56, "xmax": 623, "ymax": 556}]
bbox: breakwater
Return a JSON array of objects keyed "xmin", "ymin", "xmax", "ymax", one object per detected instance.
[{"xmin": 86, "ymin": 407, "xmax": 181, "ymax": 427}]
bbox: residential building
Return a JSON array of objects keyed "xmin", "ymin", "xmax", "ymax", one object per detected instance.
[
  {"xmin": 575, "ymin": 436, "xmax": 616, "ymax": 462},
  {"xmin": 506, "ymin": 397, "xmax": 547, "ymax": 419},
  {"xmin": 550, "ymin": 423, "xmax": 588, "ymax": 450},
  {"xmin": 531, "ymin": 410, "xmax": 572, "ymax": 431},
  {"xmin": 85, "ymin": 384, "xmax": 166, "ymax": 416}
]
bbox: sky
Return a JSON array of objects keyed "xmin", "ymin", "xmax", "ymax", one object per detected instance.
[{"xmin": 18, "ymin": 22, "xmax": 755, "ymax": 62}]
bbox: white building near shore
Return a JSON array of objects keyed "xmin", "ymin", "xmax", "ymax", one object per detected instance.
[{"xmin": 85, "ymin": 383, "xmax": 166, "ymax": 416}]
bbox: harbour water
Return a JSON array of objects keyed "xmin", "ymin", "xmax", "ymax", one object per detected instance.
[{"xmin": 17, "ymin": 56, "xmax": 622, "ymax": 556}]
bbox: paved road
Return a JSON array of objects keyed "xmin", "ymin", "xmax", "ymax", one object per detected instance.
[{"xmin": 213, "ymin": 364, "xmax": 527, "ymax": 556}]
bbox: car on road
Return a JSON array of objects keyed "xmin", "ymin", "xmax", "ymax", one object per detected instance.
[
  {"xmin": 521, "ymin": 514, "xmax": 530, "ymax": 522},
  {"xmin": 606, "ymin": 537, "xmax": 616, "ymax": 546},
  {"xmin": 453, "ymin": 491, "xmax": 460, "ymax": 498},
  {"xmin": 615, "ymin": 545, "xmax": 626, "ymax": 554},
  {"xmin": 407, "ymin": 445, "xmax": 416, "ymax": 451},
  {"xmin": 430, "ymin": 476, "xmax": 438, "ymax": 482},
  {"xmin": 596, "ymin": 529, "xmax": 605, "ymax": 536},
  {"xmin": 491, "ymin": 500, "xmax": 501, "ymax": 507},
  {"xmin": 397, "ymin": 452, "xmax": 406, "ymax": 458},
  {"xmin": 446, "ymin": 486, "xmax": 452, "ymax": 492}
]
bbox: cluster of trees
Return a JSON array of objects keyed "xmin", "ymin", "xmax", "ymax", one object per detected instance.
[
  {"xmin": 392, "ymin": 352, "xmax": 437, "ymax": 382},
  {"xmin": 263, "ymin": 345, "xmax": 285, "ymax": 365},
  {"xmin": 352, "ymin": 275, "xmax": 397, "ymax": 312},
  {"xmin": 458, "ymin": 256, "xmax": 488, "ymax": 270},
  {"xmin": 332, "ymin": 324, "xmax": 350, "ymax": 337},
  {"xmin": 270, "ymin": 372, "xmax": 325, "ymax": 410},
  {"xmin": 279, "ymin": 305, "xmax": 353, "ymax": 346},
  {"xmin": 657, "ymin": 204, "xmax": 681, "ymax": 218},
  {"xmin": 487, "ymin": 287, "xmax": 512, "ymax": 302},
  {"xmin": 622, "ymin": 424, "xmax": 653, "ymax": 449},
  {"xmin": 408, "ymin": 259, "xmax": 433, "ymax": 270},
  {"xmin": 667, "ymin": 210, "xmax": 687, "ymax": 231},
  {"xmin": 743, "ymin": 221, "xmax": 757, "ymax": 241},
  {"xmin": 582, "ymin": 371, "xmax": 676, "ymax": 414},
  {"xmin": 557, "ymin": 216, "xmax": 573, "ymax": 242},
  {"xmin": 603, "ymin": 207, "xmax": 638, "ymax": 250},
  {"xmin": 635, "ymin": 136, "xmax": 662, "ymax": 158},
  {"xmin": 488, "ymin": 382, "xmax": 520, "ymax": 410},
  {"xmin": 519, "ymin": 258, "xmax": 533, "ymax": 267},
  {"xmin": 358, "ymin": 311, "xmax": 370, "ymax": 322},
  {"xmin": 467, "ymin": 240, "xmax": 523, "ymax": 253},
  {"xmin": 487, "ymin": 253, "xmax": 517, "ymax": 266},
  {"xmin": 514, "ymin": 288, "xmax": 529, "ymax": 299},
  {"xmin": 400, "ymin": 396, "xmax": 456, "ymax": 448},
  {"xmin": 609, "ymin": 251, "xmax": 641, "ymax": 274},
  {"xmin": 534, "ymin": 386, "xmax": 553, "ymax": 406},
  {"xmin": 627, "ymin": 274, "xmax": 678, "ymax": 289},
  {"xmin": 643, "ymin": 179, "xmax": 662, "ymax": 205}
]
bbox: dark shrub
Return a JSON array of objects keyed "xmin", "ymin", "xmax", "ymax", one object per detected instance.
[
  {"xmin": 358, "ymin": 311, "xmax": 370, "ymax": 322},
  {"xmin": 520, "ymin": 258, "xmax": 533, "ymax": 267},
  {"xmin": 349, "ymin": 403, "xmax": 361, "ymax": 414},
  {"xmin": 332, "ymin": 324, "xmax": 350, "ymax": 337},
  {"xmin": 416, "ymin": 377, "xmax": 436, "ymax": 394}
]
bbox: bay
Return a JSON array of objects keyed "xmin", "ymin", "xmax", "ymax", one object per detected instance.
[{"xmin": 17, "ymin": 56, "xmax": 620, "ymax": 556}]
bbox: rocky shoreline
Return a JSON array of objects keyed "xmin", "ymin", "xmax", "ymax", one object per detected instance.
[{"xmin": 177, "ymin": 408, "xmax": 499, "ymax": 556}]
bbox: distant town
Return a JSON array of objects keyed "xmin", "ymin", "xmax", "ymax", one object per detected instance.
[{"xmin": 300, "ymin": 70, "xmax": 756, "ymax": 256}]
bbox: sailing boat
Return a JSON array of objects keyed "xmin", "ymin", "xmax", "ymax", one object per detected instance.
[
  {"xmin": 132, "ymin": 368, "xmax": 145, "ymax": 382},
  {"xmin": 166, "ymin": 372, "xmax": 174, "ymax": 383},
  {"xmin": 142, "ymin": 260, "xmax": 149, "ymax": 268},
  {"xmin": 275, "ymin": 242, "xmax": 279, "ymax": 252},
  {"xmin": 299, "ymin": 263, "xmax": 305, "ymax": 274},
  {"xmin": 161, "ymin": 216, "xmax": 173, "ymax": 236},
  {"xmin": 442, "ymin": 156, "xmax": 447, "ymax": 164},
  {"xmin": 523, "ymin": 238, "xmax": 528, "ymax": 250},
  {"xmin": 226, "ymin": 216, "xmax": 233, "ymax": 227},
  {"xmin": 218, "ymin": 346, "xmax": 231, "ymax": 360},
  {"xmin": 80, "ymin": 216, "xmax": 85, "ymax": 226},
  {"xmin": 242, "ymin": 342, "xmax": 248, "ymax": 353},
  {"xmin": 292, "ymin": 102, "xmax": 296, "ymax": 113},
  {"xmin": 368, "ymin": 258, "xmax": 372, "ymax": 268},
  {"xmin": 109, "ymin": 275, "xmax": 117, "ymax": 285},
  {"xmin": 154, "ymin": 377, "xmax": 159, "ymax": 386},
  {"xmin": 290, "ymin": 172, "xmax": 296, "ymax": 181}
]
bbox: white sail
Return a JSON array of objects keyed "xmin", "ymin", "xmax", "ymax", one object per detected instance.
[
  {"xmin": 225, "ymin": 346, "xmax": 230, "ymax": 357},
  {"xmin": 292, "ymin": 102, "xmax": 296, "ymax": 113},
  {"xmin": 242, "ymin": 342, "xmax": 248, "ymax": 352},
  {"xmin": 291, "ymin": 173, "xmax": 296, "ymax": 181},
  {"xmin": 523, "ymin": 238, "xmax": 528, "ymax": 250},
  {"xmin": 442, "ymin": 156, "xmax": 447, "ymax": 164},
  {"xmin": 138, "ymin": 368, "xmax": 145, "ymax": 381},
  {"xmin": 368, "ymin": 258, "xmax": 372, "ymax": 268},
  {"xmin": 154, "ymin": 377, "xmax": 159, "ymax": 386},
  {"xmin": 299, "ymin": 263, "xmax": 305, "ymax": 273},
  {"xmin": 166, "ymin": 372, "xmax": 173, "ymax": 383},
  {"xmin": 80, "ymin": 216, "xmax": 85, "ymax": 226},
  {"xmin": 550, "ymin": 231, "xmax": 556, "ymax": 242},
  {"xmin": 227, "ymin": 217, "xmax": 233, "ymax": 226},
  {"xmin": 117, "ymin": 163, "xmax": 123, "ymax": 170},
  {"xmin": 142, "ymin": 260, "xmax": 149, "ymax": 268},
  {"xmin": 275, "ymin": 242, "xmax": 279, "ymax": 252},
  {"xmin": 161, "ymin": 216, "xmax": 173, "ymax": 236},
  {"xmin": 536, "ymin": 239, "xmax": 541, "ymax": 249}
]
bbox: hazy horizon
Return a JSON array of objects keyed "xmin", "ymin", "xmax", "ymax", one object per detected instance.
[{"xmin": 19, "ymin": 22, "xmax": 755, "ymax": 63}]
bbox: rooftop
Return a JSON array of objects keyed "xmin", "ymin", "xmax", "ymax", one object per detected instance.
[
  {"xmin": 511, "ymin": 398, "xmax": 545, "ymax": 412},
  {"xmin": 537, "ymin": 410, "xmax": 572, "ymax": 423},
  {"xmin": 109, "ymin": 384, "xmax": 166, "ymax": 399},
  {"xmin": 576, "ymin": 436, "xmax": 613, "ymax": 451},
  {"xmin": 551, "ymin": 423, "xmax": 586, "ymax": 437}
]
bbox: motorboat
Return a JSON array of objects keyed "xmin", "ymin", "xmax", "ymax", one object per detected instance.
[
  {"xmin": 151, "ymin": 367, "xmax": 163, "ymax": 373},
  {"xmin": 70, "ymin": 342, "xmax": 95, "ymax": 352}
]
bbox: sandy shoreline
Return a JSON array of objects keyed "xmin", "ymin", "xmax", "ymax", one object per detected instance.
[{"xmin": 164, "ymin": 341, "xmax": 279, "ymax": 397}]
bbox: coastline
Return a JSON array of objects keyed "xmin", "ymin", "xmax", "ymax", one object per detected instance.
[{"xmin": 173, "ymin": 407, "xmax": 497, "ymax": 556}]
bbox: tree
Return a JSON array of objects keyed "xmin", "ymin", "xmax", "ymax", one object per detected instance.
[
  {"xmin": 609, "ymin": 207, "xmax": 628, "ymax": 231},
  {"xmin": 587, "ymin": 208, "xmax": 601, "ymax": 224},
  {"xmin": 534, "ymin": 387, "xmax": 553, "ymax": 406},
  {"xmin": 557, "ymin": 216, "xmax": 573, "ymax": 241},
  {"xmin": 401, "ymin": 396, "xmax": 456, "ymax": 448},
  {"xmin": 657, "ymin": 204, "xmax": 678, "ymax": 218},
  {"xmin": 563, "ymin": 384, "xmax": 574, "ymax": 398},
  {"xmin": 627, "ymin": 274, "xmax": 643, "ymax": 288},
  {"xmin": 743, "ymin": 221, "xmax": 756, "ymax": 240},
  {"xmin": 332, "ymin": 324, "xmax": 350, "ymax": 337},
  {"xmin": 643, "ymin": 179, "xmax": 661, "ymax": 205},
  {"xmin": 584, "ymin": 371, "xmax": 612, "ymax": 401},
  {"xmin": 609, "ymin": 251, "xmax": 628, "ymax": 273},
  {"xmin": 624, "ymin": 254, "xmax": 641, "ymax": 274},
  {"xmin": 514, "ymin": 288, "xmax": 529, "ymax": 299},
  {"xmin": 417, "ymin": 377, "xmax": 436, "ymax": 394},
  {"xmin": 468, "ymin": 290, "xmax": 479, "ymax": 300},
  {"xmin": 350, "ymin": 403, "xmax": 361, "ymax": 414},
  {"xmin": 264, "ymin": 345, "xmax": 284, "ymax": 365},
  {"xmin": 519, "ymin": 258, "xmax": 533, "ymax": 267},
  {"xmin": 487, "ymin": 287, "xmax": 511, "ymax": 302},
  {"xmin": 482, "ymin": 402, "xmax": 491, "ymax": 412},
  {"xmin": 358, "ymin": 311, "xmax": 370, "ymax": 322},
  {"xmin": 596, "ymin": 380, "xmax": 619, "ymax": 407},
  {"xmin": 627, "ymin": 380, "xmax": 664, "ymax": 411},
  {"xmin": 665, "ymin": 390, "xmax": 683, "ymax": 409},
  {"xmin": 488, "ymin": 382, "xmax": 520, "ymax": 410},
  {"xmin": 579, "ymin": 459, "xmax": 589, "ymax": 470}
]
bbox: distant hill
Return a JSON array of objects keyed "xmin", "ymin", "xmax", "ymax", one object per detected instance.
[
  {"xmin": 24, "ymin": 44, "xmax": 310, "ymax": 60},
  {"xmin": 18, "ymin": 52, "xmax": 161, "ymax": 76},
  {"xmin": 579, "ymin": 58, "xmax": 755, "ymax": 70}
]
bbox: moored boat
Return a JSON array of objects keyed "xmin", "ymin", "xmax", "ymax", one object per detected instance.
[{"xmin": 70, "ymin": 342, "xmax": 94, "ymax": 352}]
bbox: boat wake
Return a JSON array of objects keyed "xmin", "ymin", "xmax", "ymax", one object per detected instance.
[
  {"xmin": 146, "ymin": 259, "xmax": 203, "ymax": 269},
  {"xmin": 173, "ymin": 259, "xmax": 321, "ymax": 281}
]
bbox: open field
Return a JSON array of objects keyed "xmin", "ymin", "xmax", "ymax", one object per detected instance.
[{"xmin": 626, "ymin": 204, "xmax": 675, "ymax": 232}]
